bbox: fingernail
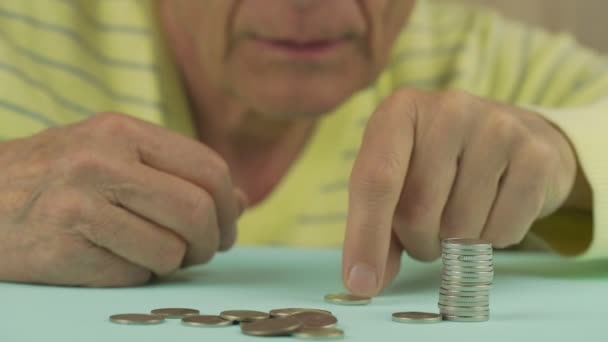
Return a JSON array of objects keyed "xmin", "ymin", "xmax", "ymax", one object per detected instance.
[{"xmin": 347, "ymin": 263, "xmax": 377, "ymax": 295}]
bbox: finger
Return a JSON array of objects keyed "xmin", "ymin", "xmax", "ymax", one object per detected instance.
[
  {"xmin": 481, "ymin": 151, "xmax": 547, "ymax": 248},
  {"xmin": 89, "ymin": 113, "xmax": 243, "ymax": 248},
  {"xmin": 392, "ymin": 117, "xmax": 460, "ymax": 262},
  {"xmin": 78, "ymin": 203, "xmax": 187, "ymax": 277},
  {"xmin": 99, "ymin": 162, "xmax": 221, "ymax": 265},
  {"xmin": 380, "ymin": 234, "xmax": 403, "ymax": 293},
  {"xmin": 343, "ymin": 96, "xmax": 414, "ymax": 296},
  {"xmin": 440, "ymin": 134, "xmax": 509, "ymax": 240},
  {"xmin": 81, "ymin": 249, "xmax": 153, "ymax": 287}
]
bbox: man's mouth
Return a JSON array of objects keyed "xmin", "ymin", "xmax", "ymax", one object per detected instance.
[{"xmin": 250, "ymin": 36, "xmax": 352, "ymax": 59}]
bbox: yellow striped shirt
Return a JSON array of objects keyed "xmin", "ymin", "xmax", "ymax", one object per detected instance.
[{"xmin": 1, "ymin": 0, "xmax": 607, "ymax": 258}]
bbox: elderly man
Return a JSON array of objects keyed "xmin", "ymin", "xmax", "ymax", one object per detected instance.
[{"xmin": 0, "ymin": 0, "xmax": 606, "ymax": 295}]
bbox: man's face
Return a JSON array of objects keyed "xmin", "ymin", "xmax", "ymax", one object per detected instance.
[{"xmin": 176, "ymin": 0, "xmax": 415, "ymax": 118}]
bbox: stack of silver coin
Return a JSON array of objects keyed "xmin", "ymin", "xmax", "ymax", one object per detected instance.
[{"xmin": 438, "ymin": 238, "xmax": 493, "ymax": 322}]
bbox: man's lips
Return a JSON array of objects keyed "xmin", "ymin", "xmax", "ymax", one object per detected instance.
[{"xmin": 248, "ymin": 36, "xmax": 352, "ymax": 59}]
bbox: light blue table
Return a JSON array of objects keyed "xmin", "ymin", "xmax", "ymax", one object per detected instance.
[{"xmin": 2, "ymin": 247, "xmax": 607, "ymax": 342}]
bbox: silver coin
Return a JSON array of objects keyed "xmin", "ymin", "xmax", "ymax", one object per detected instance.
[
  {"xmin": 443, "ymin": 265, "xmax": 494, "ymax": 272},
  {"xmin": 441, "ymin": 276, "xmax": 494, "ymax": 284},
  {"xmin": 440, "ymin": 284, "xmax": 492, "ymax": 291},
  {"xmin": 442, "ymin": 248, "xmax": 492, "ymax": 256},
  {"xmin": 439, "ymin": 294, "xmax": 489, "ymax": 302},
  {"xmin": 439, "ymin": 289, "xmax": 491, "ymax": 297},
  {"xmin": 439, "ymin": 299, "xmax": 490, "ymax": 307},
  {"xmin": 442, "ymin": 314, "xmax": 489, "ymax": 322},
  {"xmin": 391, "ymin": 312, "xmax": 442, "ymax": 324},
  {"xmin": 442, "ymin": 254, "xmax": 493, "ymax": 261},
  {"xmin": 439, "ymin": 305, "xmax": 489, "ymax": 313},
  {"xmin": 442, "ymin": 238, "xmax": 492, "ymax": 250},
  {"xmin": 442, "ymin": 270, "xmax": 494, "ymax": 277},
  {"xmin": 442, "ymin": 259, "xmax": 493, "ymax": 267}
]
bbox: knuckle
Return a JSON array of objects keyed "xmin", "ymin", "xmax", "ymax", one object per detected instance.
[
  {"xmin": 60, "ymin": 149, "xmax": 109, "ymax": 180},
  {"xmin": 186, "ymin": 190, "xmax": 215, "ymax": 229},
  {"xmin": 207, "ymin": 157, "xmax": 232, "ymax": 194},
  {"xmin": 352, "ymin": 153, "xmax": 405, "ymax": 198},
  {"xmin": 38, "ymin": 187, "xmax": 92, "ymax": 225},
  {"xmin": 439, "ymin": 89, "xmax": 474, "ymax": 110},
  {"xmin": 523, "ymin": 141, "xmax": 557, "ymax": 172},
  {"xmin": 483, "ymin": 113, "xmax": 526, "ymax": 144},
  {"xmin": 87, "ymin": 112, "xmax": 139, "ymax": 137}
]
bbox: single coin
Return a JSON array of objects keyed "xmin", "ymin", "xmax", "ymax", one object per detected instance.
[
  {"xmin": 442, "ymin": 254, "xmax": 493, "ymax": 261},
  {"xmin": 391, "ymin": 312, "xmax": 442, "ymax": 324},
  {"xmin": 442, "ymin": 259, "xmax": 494, "ymax": 267},
  {"xmin": 441, "ymin": 276, "xmax": 494, "ymax": 284},
  {"xmin": 438, "ymin": 299, "xmax": 490, "ymax": 308},
  {"xmin": 182, "ymin": 315, "xmax": 233, "ymax": 327},
  {"xmin": 439, "ymin": 305, "xmax": 490, "ymax": 315},
  {"xmin": 443, "ymin": 265, "xmax": 494, "ymax": 272},
  {"xmin": 442, "ymin": 248, "xmax": 492, "ymax": 256},
  {"xmin": 324, "ymin": 293, "xmax": 371, "ymax": 305},
  {"xmin": 221, "ymin": 310, "xmax": 270, "ymax": 322},
  {"xmin": 442, "ymin": 314, "xmax": 489, "ymax": 322},
  {"xmin": 270, "ymin": 308, "xmax": 333, "ymax": 318},
  {"xmin": 150, "ymin": 308, "xmax": 200, "ymax": 319},
  {"xmin": 442, "ymin": 238, "xmax": 492, "ymax": 250},
  {"xmin": 109, "ymin": 313, "xmax": 165, "ymax": 325},
  {"xmin": 241, "ymin": 317, "xmax": 301, "ymax": 336},
  {"xmin": 442, "ymin": 270, "xmax": 494, "ymax": 277},
  {"xmin": 293, "ymin": 328, "xmax": 345, "ymax": 340},
  {"xmin": 439, "ymin": 294, "xmax": 489, "ymax": 303},
  {"xmin": 439, "ymin": 289, "xmax": 491, "ymax": 297},
  {"xmin": 441, "ymin": 284, "xmax": 492, "ymax": 292},
  {"xmin": 292, "ymin": 312, "xmax": 338, "ymax": 329}
]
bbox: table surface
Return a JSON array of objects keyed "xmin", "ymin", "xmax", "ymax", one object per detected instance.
[{"xmin": 2, "ymin": 247, "xmax": 607, "ymax": 342}]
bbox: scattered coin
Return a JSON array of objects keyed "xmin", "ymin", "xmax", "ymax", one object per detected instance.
[
  {"xmin": 109, "ymin": 314, "xmax": 165, "ymax": 325},
  {"xmin": 220, "ymin": 310, "xmax": 270, "ymax": 322},
  {"xmin": 181, "ymin": 315, "xmax": 233, "ymax": 327},
  {"xmin": 324, "ymin": 293, "xmax": 371, "ymax": 306},
  {"xmin": 293, "ymin": 328, "xmax": 345, "ymax": 340},
  {"xmin": 150, "ymin": 308, "xmax": 200, "ymax": 319},
  {"xmin": 292, "ymin": 312, "xmax": 338, "ymax": 329},
  {"xmin": 391, "ymin": 312, "xmax": 442, "ymax": 324},
  {"xmin": 270, "ymin": 308, "xmax": 333, "ymax": 318},
  {"xmin": 241, "ymin": 317, "xmax": 301, "ymax": 336}
]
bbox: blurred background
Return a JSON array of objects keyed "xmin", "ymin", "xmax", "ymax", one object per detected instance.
[{"xmin": 450, "ymin": 0, "xmax": 608, "ymax": 53}]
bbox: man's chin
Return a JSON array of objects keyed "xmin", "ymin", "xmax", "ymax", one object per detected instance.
[{"xmin": 237, "ymin": 86, "xmax": 361, "ymax": 120}]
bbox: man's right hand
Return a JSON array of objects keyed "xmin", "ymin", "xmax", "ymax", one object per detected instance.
[{"xmin": 0, "ymin": 113, "xmax": 245, "ymax": 287}]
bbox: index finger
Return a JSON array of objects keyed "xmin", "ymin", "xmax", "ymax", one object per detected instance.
[{"xmin": 343, "ymin": 95, "xmax": 414, "ymax": 296}]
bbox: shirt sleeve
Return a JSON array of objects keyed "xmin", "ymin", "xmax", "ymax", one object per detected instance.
[{"xmin": 451, "ymin": 8, "xmax": 608, "ymax": 258}]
